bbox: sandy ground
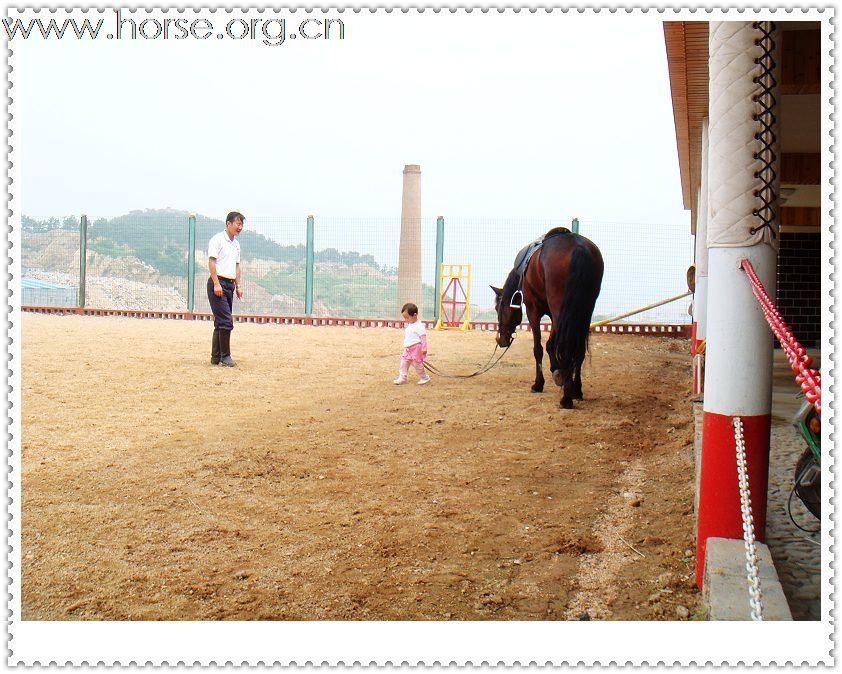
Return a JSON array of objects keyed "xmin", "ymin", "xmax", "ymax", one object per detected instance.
[{"xmin": 21, "ymin": 314, "xmax": 700, "ymax": 620}]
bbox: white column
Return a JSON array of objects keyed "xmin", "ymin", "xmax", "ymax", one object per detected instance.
[
  {"xmin": 704, "ymin": 247, "xmax": 776, "ymax": 414},
  {"xmin": 704, "ymin": 21, "xmax": 780, "ymax": 415}
]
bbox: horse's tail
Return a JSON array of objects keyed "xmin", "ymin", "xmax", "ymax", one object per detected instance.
[{"xmin": 554, "ymin": 244, "xmax": 601, "ymax": 382}]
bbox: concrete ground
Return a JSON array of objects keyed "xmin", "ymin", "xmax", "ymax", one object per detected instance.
[{"xmin": 766, "ymin": 349, "xmax": 822, "ymax": 620}]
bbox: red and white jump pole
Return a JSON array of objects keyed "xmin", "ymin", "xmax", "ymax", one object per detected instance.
[{"xmin": 695, "ymin": 21, "xmax": 780, "ymax": 586}]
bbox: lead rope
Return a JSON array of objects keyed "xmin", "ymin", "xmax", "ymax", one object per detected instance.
[
  {"xmin": 733, "ymin": 416, "xmax": 764, "ymax": 621},
  {"xmin": 423, "ymin": 335, "xmax": 514, "ymax": 379}
]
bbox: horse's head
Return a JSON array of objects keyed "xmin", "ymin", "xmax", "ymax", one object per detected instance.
[{"xmin": 491, "ymin": 276, "xmax": 523, "ymax": 348}]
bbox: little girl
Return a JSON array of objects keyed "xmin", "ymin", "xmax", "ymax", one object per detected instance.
[{"xmin": 394, "ymin": 302, "xmax": 431, "ymax": 385}]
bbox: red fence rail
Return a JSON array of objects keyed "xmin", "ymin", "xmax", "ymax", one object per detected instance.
[{"xmin": 21, "ymin": 305, "xmax": 692, "ymax": 338}]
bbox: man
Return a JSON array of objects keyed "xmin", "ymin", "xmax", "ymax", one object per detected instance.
[{"xmin": 207, "ymin": 211, "xmax": 245, "ymax": 366}]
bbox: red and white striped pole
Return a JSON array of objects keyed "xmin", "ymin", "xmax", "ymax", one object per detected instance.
[{"xmin": 695, "ymin": 21, "xmax": 780, "ymax": 586}]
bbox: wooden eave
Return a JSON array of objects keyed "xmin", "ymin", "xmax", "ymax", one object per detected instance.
[{"xmin": 663, "ymin": 22, "xmax": 709, "ymax": 225}]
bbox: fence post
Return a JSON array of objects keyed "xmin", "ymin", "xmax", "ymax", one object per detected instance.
[
  {"xmin": 434, "ymin": 215, "xmax": 445, "ymax": 322},
  {"xmin": 305, "ymin": 215, "xmax": 315, "ymax": 316},
  {"xmin": 571, "ymin": 217, "xmax": 579, "ymax": 234},
  {"xmin": 187, "ymin": 213, "xmax": 196, "ymax": 313},
  {"xmin": 78, "ymin": 214, "xmax": 88, "ymax": 308}
]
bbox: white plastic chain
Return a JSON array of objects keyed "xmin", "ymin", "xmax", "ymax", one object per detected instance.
[{"xmin": 733, "ymin": 416, "xmax": 764, "ymax": 620}]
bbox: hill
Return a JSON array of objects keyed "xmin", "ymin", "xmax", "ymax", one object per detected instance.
[
  {"xmin": 24, "ymin": 210, "xmax": 385, "ymax": 277},
  {"xmin": 22, "ymin": 210, "xmax": 442, "ymax": 319}
]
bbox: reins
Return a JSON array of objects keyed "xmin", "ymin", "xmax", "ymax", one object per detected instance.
[{"xmin": 423, "ymin": 333, "xmax": 514, "ymax": 379}]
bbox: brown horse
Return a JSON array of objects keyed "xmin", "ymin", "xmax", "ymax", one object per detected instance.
[{"xmin": 492, "ymin": 227, "xmax": 604, "ymax": 409}]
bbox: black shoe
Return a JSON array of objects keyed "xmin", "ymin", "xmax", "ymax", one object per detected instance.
[
  {"xmin": 211, "ymin": 328, "xmax": 221, "ymax": 365},
  {"xmin": 218, "ymin": 330, "xmax": 235, "ymax": 366}
]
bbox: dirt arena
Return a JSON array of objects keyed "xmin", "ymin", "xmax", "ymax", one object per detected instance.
[{"xmin": 21, "ymin": 313, "xmax": 701, "ymax": 620}]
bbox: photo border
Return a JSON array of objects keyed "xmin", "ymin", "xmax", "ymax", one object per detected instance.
[{"xmin": 4, "ymin": 3, "xmax": 835, "ymax": 666}]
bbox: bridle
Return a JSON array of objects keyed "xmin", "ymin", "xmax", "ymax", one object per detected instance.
[{"xmin": 422, "ymin": 287, "xmax": 520, "ymax": 379}]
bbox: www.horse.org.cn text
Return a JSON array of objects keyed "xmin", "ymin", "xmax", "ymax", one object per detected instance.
[{"xmin": 3, "ymin": 10, "xmax": 346, "ymax": 47}]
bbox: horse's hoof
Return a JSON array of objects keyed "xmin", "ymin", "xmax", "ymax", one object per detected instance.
[
  {"xmin": 574, "ymin": 393, "xmax": 584, "ymax": 401},
  {"xmin": 560, "ymin": 398, "xmax": 574, "ymax": 409},
  {"xmin": 552, "ymin": 371, "xmax": 563, "ymax": 387},
  {"xmin": 531, "ymin": 386, "xmax": 544, "ymax": 393}
]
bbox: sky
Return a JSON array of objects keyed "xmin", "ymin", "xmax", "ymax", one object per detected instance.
[
  {"xmin": 15, "ymin": 9, "xmax": 693, "ymax": 318},
  {"xmin": 17, "ymin": 10, "xmax": 689, "ymax": 226}
]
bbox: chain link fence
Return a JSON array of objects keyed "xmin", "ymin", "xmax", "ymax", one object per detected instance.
[{"xmin": 21, "ymin": 212, "xmax": 692, "ymax": 324}]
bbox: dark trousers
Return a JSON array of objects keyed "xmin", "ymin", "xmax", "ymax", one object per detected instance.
[{"xmin": 207, "ymin": 276, "xmax": 235, "ymax": 331}]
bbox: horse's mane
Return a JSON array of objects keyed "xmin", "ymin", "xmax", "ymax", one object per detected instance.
[{"xmin": 502, "ymin": 267, "xmax": 521, "ymax": 303}]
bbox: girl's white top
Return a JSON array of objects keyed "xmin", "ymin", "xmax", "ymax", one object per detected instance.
[{"xmin": 403, "ymin": 320, "xmax": 427, "ymax": 347}]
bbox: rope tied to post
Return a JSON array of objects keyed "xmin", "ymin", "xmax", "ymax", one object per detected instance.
[
  {"xmin": 740, "ymin": 259, "xmax": 821, "ymax": 414},
  {"xmin": 733, "ymin": 416, "xmax": 764, "ymax": 621}
]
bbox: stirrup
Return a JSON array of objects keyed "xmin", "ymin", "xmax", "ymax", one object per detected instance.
[{"xmin": 509, "ymin": 290, "xmax": 524, "ymax": 308}]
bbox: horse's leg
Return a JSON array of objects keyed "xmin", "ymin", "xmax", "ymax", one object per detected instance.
[
  {"xmin": 547, "ymin": 330, "xmax": 562, "ymax": 387},
  {"xmin": 529, "ymin": 316, "xmax": 545, "ymax": 393},
  {"xmin": 559, "ymin": 333, "xmax": 578, "ymax": 409},
  {"xmin": 572, "ymin": 360, "xmax": 584, "ymax": 400},
  {"xmin": 560, "ymin": 374, "xmax": 575, "ymax": 409}
]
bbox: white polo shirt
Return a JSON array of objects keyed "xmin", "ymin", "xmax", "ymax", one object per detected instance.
[{"xmin": 208, "ymin": 230, "xmax": 240, "ymax": 280}]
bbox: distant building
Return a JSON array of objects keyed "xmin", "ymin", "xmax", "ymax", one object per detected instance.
[{"xmin": 22, "ymin": 278, "xmax": 77, "ymax": 307}]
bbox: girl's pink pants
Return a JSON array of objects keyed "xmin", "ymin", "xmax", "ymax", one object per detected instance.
[{"xmin": 398, "ymin": 358, "xmax": 426, "ymax": 379}]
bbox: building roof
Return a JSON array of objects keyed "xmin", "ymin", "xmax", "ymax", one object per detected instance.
[
  {"xmin": 663, "ymin": 22, "xmax": 709, "ymax": 227},
  {"xmin": 663, "ymin": 21, "xmax": 822, "ymax": 234},
  {"xmin": 22, "ymin": 278, "xmax": 72, "ymax": 290}
]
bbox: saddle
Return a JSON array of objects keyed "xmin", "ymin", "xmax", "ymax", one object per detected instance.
[
  {"xmin": 513, "ymin": 238, "xmax": 543, "ymax": 278},
  {"xmin": 509, "ymin": 228, "xmax": 571, "ymax": 307}
]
